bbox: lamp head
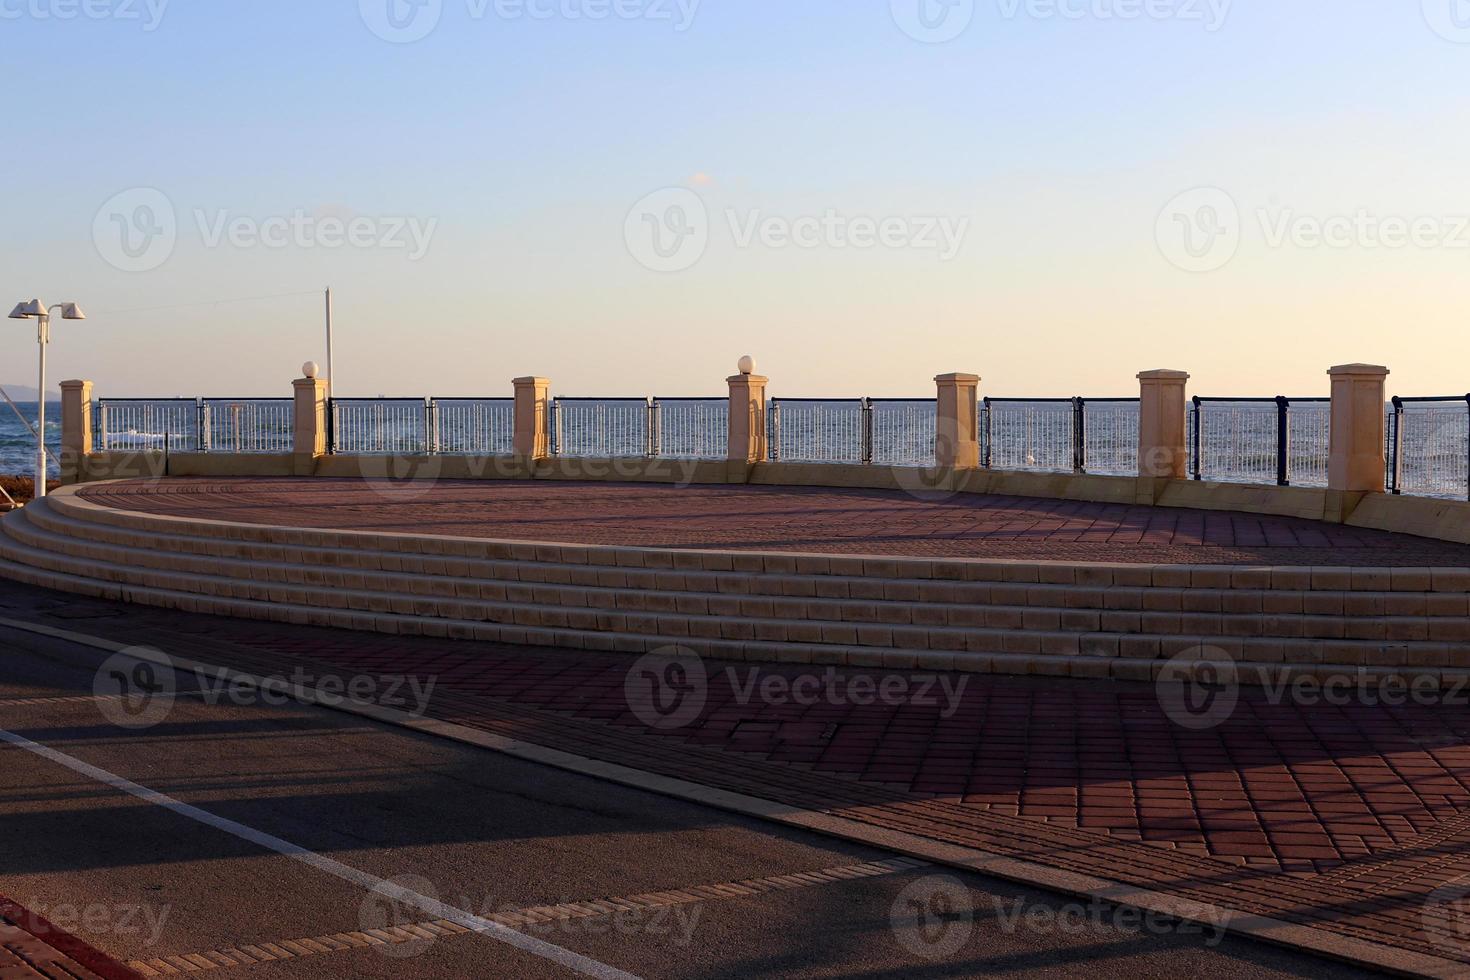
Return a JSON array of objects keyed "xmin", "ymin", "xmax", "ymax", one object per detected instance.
[
  {"xmin": 738, "ymin": 355, "xmax": 756, "ymax": 376},
  {"xmin": 302, "ymin": 361, "xmax": 319, "ymax": 379},
  {"xmin": 57, "ymin": 302, "xmax": 85, "ymax": 320},
  {"xmin": 9, "ymin": 299, "xmax": 45, "ymax": 319}
]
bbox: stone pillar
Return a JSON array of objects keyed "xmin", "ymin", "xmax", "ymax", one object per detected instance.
[
  {"xmin": 513, "ymin": 377, "xmax": 551, "ymax": 460},
  {"xmin": 1328, "ymin": 364, "xmax": 1390, "ymax": 493},
  {"xmin": 1138, "ymin": 369, "xmax": 1190, "ymax": 479},
  {"xmin": 292, "ymin": 376, "xmax": 330, "ymax": 475},
  {"xmin": 934, "ymin": 373, "xmax": 980, "ymax": 469},
  {"xmin": 728, "ymin": 372, "xmax": 769, "ymax": 463},
  {"xmin": 58, "ymin": 379, "xmax": 93, "ymax": 485}
]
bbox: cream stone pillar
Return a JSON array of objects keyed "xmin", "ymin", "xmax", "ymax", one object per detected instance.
[
  {"xmin": 934, "ymin": 373, "xmax": 980, "ymax": 469},
  {"xmin": 58, "ymin": 379, "xmax": 93, "ymax": 485},
  {"xmin": 728, "ymin": 367, "xmax": 769, "ymax": 464},
  {"xmin": 292, "ymin": 375, "xmax": 330, "ymax": 475},
  {"xmin": 513, "ymin": 377, "xmax": 551, "ymax": 460},
  {"xmin": 1328, "ymin": 364, "xmax": 1390, "ymax": 493},
  {"xmin": 1138, "ymin": 370, "xmax": 1190, "ymax": 479}
]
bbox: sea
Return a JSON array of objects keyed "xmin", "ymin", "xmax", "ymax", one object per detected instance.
[{"xmin": 0, "ymin": 402, "xmax": 60, "ymax": 478}]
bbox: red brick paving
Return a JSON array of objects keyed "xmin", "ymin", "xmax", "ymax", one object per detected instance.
[
  {"xmin": 0, "ymin": 896, "xmax": 142, "ymax": 980},
  {"xmin": 80, "ymin": 477, "xmax": 1470, "ymax": 566},
  {"xmin": 20, "ymin": 585, "xmax": 1470, "ymax": 969}
]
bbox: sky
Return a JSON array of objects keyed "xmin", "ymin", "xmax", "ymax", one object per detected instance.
[{"xmin": 2, "ymin": 0, "xmax": 1469, "ymax": 400}]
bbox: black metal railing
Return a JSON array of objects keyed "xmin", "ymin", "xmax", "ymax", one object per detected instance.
[
  {"xmin": 1189, "ymin": 396, "xmax": 1331, "ymax": 487},
  {"xmin": 1389, "ymin": 395, "xmax": 1470, "ymax": 500},
  {"xmin": 980, "ymin": 397, "xmax": 1139, "ymax": 476}
]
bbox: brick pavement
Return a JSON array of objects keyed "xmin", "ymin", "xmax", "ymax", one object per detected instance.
[
  {"xmin": 0, "ymin": 896, "xmax": 142, "ymax": 980},
  {"xmin": 15, "ymin": 584, "xmax": 1470, "ymax": 971},
  {"xmin": 79, "ymin": 477, "xmax": 1470, "ymax": 566}
]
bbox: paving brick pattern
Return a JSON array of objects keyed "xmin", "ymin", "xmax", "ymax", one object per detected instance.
[
  {"xmin": 0, "ymin": 897, "xmax": 140, "ymax": 980},
  {"xmin": 80, "ymin": 478, "xmax": 1470, "ymax": 566},
  {"xmin": 24, "ymin": 586, "xmax": 1470, "ymax": 970}
]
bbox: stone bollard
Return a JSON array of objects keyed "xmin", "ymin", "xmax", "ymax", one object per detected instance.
[
  {"xmin": 292, "ymin": 373, "xmax": 330, "ymax": 476},
  {"xmin": 728, "ymin": 359, "xmax": 768, "ymax": 463},
  {"xmin": 1328, "ymin": 364, "xmax": 1390, "ymax": 494},
  {"xmin": 934, "ymin": 373, "xmax": 981, "ymax": 469},
  {"xmin": 1137, "ymin": 369, "xmax": 1191, "ymax": 480},
  {"xmin": 513, "ymin": 377, "xmax": 551, "ymax": 460},
  {"xmin": 58, "ymin": 379, "xmax": 93, "ymax": 485}
]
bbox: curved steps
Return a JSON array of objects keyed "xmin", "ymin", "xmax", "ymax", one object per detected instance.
[{"xmin": 0, "ymin": 488, "xmax": 1465, "ymax": 686}]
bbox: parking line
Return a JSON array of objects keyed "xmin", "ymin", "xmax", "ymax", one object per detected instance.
[{"xmin": 0, "ymin": 725, "xmax": 641, "ymax": 980}]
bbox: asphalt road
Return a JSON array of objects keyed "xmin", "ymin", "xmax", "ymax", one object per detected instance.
[{"xmin": 0, "ymin": 620, "xmax": 1385, "ymax": 979}]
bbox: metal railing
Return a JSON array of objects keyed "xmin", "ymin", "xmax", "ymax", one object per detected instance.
[
  {"xmin": 96, "ymin": 399, "xmax": 201, "ymax": 452},
  {"xmin": 202, "ymin": 399, "xmax": 293, "ymax": 453},
  {"xmin": 653, "ymin": 398, "xmax": 727, "ymax": 459},
  {"xmin": 1189, "ymin": 396, "xmax": 1330, "ymax": 487},
  {"xmin": 331, "ymin": 398, "xmax": 430, "ymax": 455},
  {"xmin": 869, "ymin": 399, "xmax": 937, "ymax": 468},
  {"xmin": 94, "ymin": 391, "xmax": 1470, "ymax": 504},
  {"xmin": 552, "ymin": 398, "xmax": 654, "ymax": 458},
  {"xmin": 767, "ymin": 399, "xmax": 868, "ymax": 464},
  {"xmin": 1390, "ymin": 396, "xmax": 1470, "ymax": 500},
  {"xmin": 432, "ymin": 398, "xmax": 514, "ymax": 456},
  {"xmin": 980, "ymin": 398, "xmax": 1139, "ymax": 475}
]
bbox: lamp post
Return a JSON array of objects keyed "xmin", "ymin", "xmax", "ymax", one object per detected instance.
[{"xmin": 8, "ymin": 299, "xmax": 85, "ymax": 499}]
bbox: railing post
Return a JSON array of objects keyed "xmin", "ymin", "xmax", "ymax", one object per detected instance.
[
  {"xmin": 58, "ymin": 380, "xmax": 93, "ymax": 485},
  {"xmin": 934, "ymin": 374, "xmax": 981, "ymax": 470},
  {"xmin": 197, "ymin": 398, "xmax": 209, "ymax": 454},
  {"xmin": 1327, "ymin": 363, "xmax": 1390, "ymax": 493},
  {"xmin": 1275, "ymin": 395, "xmax": 1290, "ymax": 487},
  {"xmin": 1191, "ymin": 396, "xmax": 1203, "ymax": 480},
  {"xmin": 770, "ymin": 402, "xmax": 781, "ymax": 461},
  {"xmin": 292, "ymin": 372, "xmax": 330, "ymax": 476},
  {"xmin": 982, "ymin": 397, "xmax": 993, "ymax": 468},
  {"xmin": 1072, "ymin": 396, "xmax": 1086, "ymax": 473},
  {"xmin": 1464, "ymin": 395, "xmax": 1470, "ymax": 502},
  {"xmin": 861, "ymin": 398, "xmax": 874, "ymax": 465},
  {"xmin": 1137, "ymin": 370, "xmax": 1190, "ymax": 479},
  {"xmin": 512, "ymin": 377, "xmax": 551, "ymax": 460},
  {"xmin": 426, "ymin": 398, "xmax": 437, "ymax": 454},
  {"xmin": 727, "ymin": 361, "xmax": 769, "ymax": 463},
  {"xmin": 648, "ymin": 398, "xmax": 659, "ymax": 457},
  {"xmin": 1389, "ymin": 396, "xmax": 1404, "ymax": 495}
]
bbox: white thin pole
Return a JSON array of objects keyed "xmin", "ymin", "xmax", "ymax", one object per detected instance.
[
  {"xmin": 325, "ymin": 287, "xmax": 334, "ymax": 393},
  {"xmin": 35, "ymin": 315, "xmax": 48, "ymax": 499}
]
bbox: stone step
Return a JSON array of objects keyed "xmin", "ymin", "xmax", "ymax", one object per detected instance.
[
  {"xmin": 0, "ymin": 540, "xmax": 1456, "ymax": 693},
  {"xmin": 1, "ymin": 510, "xmax": 1463, "ymax": 670},
  {"xmin": 10, "ymin": 507, "xmax": 1469, "ymax": 648},
  {"xmin": 48, "ymin": 492, "xmax": 1470, "ymax": 594},
  {"xmin": 29, "ymin": 499, "xmax": 1470, "ymax": 620}
]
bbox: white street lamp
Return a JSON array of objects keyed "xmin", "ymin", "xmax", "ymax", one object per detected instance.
[{"xmin": 8, "ymin": 299, "xmax": 85, "ymax": 499}]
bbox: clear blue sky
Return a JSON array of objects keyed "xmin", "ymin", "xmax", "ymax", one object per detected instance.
[{"xmin": 3, "ymin": 1, "xmax": 1468, "ymax": 398}]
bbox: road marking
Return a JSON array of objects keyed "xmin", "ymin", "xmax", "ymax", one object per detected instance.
[
  {"xmin": 126, "ymin": 857, "xmax": 930, "ymax": 974},
  {"xmin": 0, "ymin": 725, "xmax": 640, "ymax": 980}
]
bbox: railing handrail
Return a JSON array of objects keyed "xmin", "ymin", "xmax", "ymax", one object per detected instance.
[{"xmin": 1192, "ymin": 395, "xmax": 1329, "ymax": 404}]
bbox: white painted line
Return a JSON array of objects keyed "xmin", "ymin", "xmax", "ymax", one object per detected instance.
[{"xmin": 0, "ymin": 724, "xmax": 641, "ymax": 980}]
